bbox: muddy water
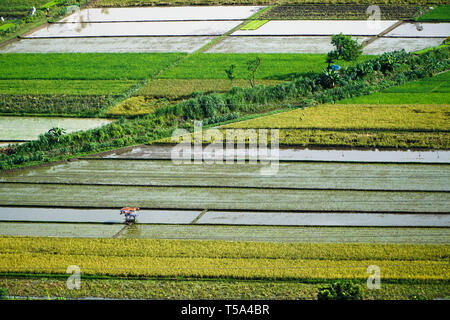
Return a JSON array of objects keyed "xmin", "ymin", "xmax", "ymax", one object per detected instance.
[{"xmin": 101, "ymin": 145, "xmax": 450, "ymax": 163}]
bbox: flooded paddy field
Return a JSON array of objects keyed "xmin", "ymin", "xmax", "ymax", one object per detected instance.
[
  {"xmin": 59, "ymin": 6, "xmax": 264, "ymax": 22},
  {"xmin": 0, "ymin": 37, "xmax": 216, "ymax": 53},
  {"xmin": 386, "ymin": 22, "xmax": 450, "ymax": 37},
  {"xmin": 0, "ymin": 206, "xmax": 448, "ymax": 227},
  {"xmin": 206, "ymin": 36, "xmax": 369, "ymax": 53},
  {"xmin": 0, "ymin": 183, "xmax": 448, "ymax": 212},
  {"xmin": 364, "ymin": 37, "xmax": 447, "ymax": 55},
  {"xmin": 24, "ymin": 21, "xmax": 242, "ymax": 38},
  {"xmin": 205, "ymin": 34, "xmax": 442, "ymax": 54},
  {"xmin": 232, "ymin": 20, "xmax": 398, "ymax": 36},
  {"xmin": 0, "ymin": 116, "xmax": 113, "ymax": 141},
  {"xmin": 2, "ymin": 159, "xmax": 449, "ymax": 192},
  {"xmin": 101, "ymin": 145, "xmax": 450, "ymax": 163},
  {"xmin": 0, "ymin": 207, "xmax": 201, "ymax": 224}
]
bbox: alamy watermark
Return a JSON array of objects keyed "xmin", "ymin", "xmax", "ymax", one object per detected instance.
[
  {"xmin": 66, "ymin": 265, "xmax": 81, "ymax": 290},
  {"xmin": 366, "ymin": 5, "xmax": 381, "ymax": 30},
  {"xmin": 367, "ymin": 265, "xmax": 381, "ymax": 290},
  {"xmin": 171, "ymin": 121, "xmax": 280, "ymax": 176}
]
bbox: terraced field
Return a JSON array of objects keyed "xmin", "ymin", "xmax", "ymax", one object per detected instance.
[
  {"xmin": 0, "ymin": 2, "xmax": 449, "ymax": 302},
  {"xmin": 215, "ymin": 73, "xmax": 450, "ymax": 149},
  {"xmin": 260, "ymin": 4, "xmax": 418, "ymax": 20},
  {"xmin": 2, "ymin": 159, "xmax": 449, "ymax": 191},
  {"xmin": 1, "ymin": 237, "xmax": 449, "ymax": 281}
]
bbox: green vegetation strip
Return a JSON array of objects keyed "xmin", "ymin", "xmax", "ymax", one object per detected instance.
[
  {"xmin": 0, "ymin": 237, "xmax": 449, "ymax": 281},
  {"xmin": 0, "ymin": 183, "xmax": 448, "ymax": 212},
  {"xmin": 241, "ymin": 20, "xmax": 268, "ymax": 30},
  {"xmin": 1, "ymin": 278, "xmax": 449, "ymax": 300}
]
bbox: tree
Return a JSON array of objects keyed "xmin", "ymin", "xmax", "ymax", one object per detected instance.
[
  {"xmin": 225, "ymin": 64, "xmax": 236, "ymax": 87},
  {"xmin": 247, "ymin": 57, "xmax": 261, "ymax": 88},
  {"xmin": 326, "ymin": 33, "xmax": 362, "ymax": 70}
]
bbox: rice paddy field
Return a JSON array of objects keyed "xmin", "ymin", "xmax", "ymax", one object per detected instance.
[
  {"xmin": 340, "ymin": 71, "xmax": 450, "ymax": 105},
  {"xmin": 0, "ymin": 2, "xmax": 449, "ymax": 302},
  {"xmin": 0, "ymin": 0, "xmax": 49, "ymax": 17},
  {"xmin": 0, "ymin": 116, "xmax": 113, "ymax": 141}
]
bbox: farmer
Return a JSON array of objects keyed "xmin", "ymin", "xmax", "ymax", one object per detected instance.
[
  {"xmin": 0, "ymin": 17, "xmax": 4, "ymax": 22},
  {"xmin": 29, "ymin": 7, "xmax": 36, "ymax": 16}
]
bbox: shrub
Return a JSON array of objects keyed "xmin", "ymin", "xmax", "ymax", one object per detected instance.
[{"xmin": 317, "ymin": 280, "xmax": 362, "ymax": 300}]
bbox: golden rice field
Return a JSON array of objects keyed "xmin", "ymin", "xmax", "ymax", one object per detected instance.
[
  {"xmin": 222, "ymin": 104, "xmax": 450, "ymax": 131},
  {"xmin": 1, "ymin": 237, "xmax": 448, "ymax": 281}
]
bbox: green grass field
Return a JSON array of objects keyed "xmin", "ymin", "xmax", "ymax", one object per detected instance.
[
  {"xmin": 158, "ymin": 53, "xmax": 375, "ymax": 80},
  {"xmin": 0, "ymin": 53, "xmax": 185, "ymax": 80},
  {"xmin": 417, "ymin": 5, "xmax": 450, "ymax": 21},
  {"xmin": 339, "ymin": 72, "xmax": 450, "ymax": 104}
]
